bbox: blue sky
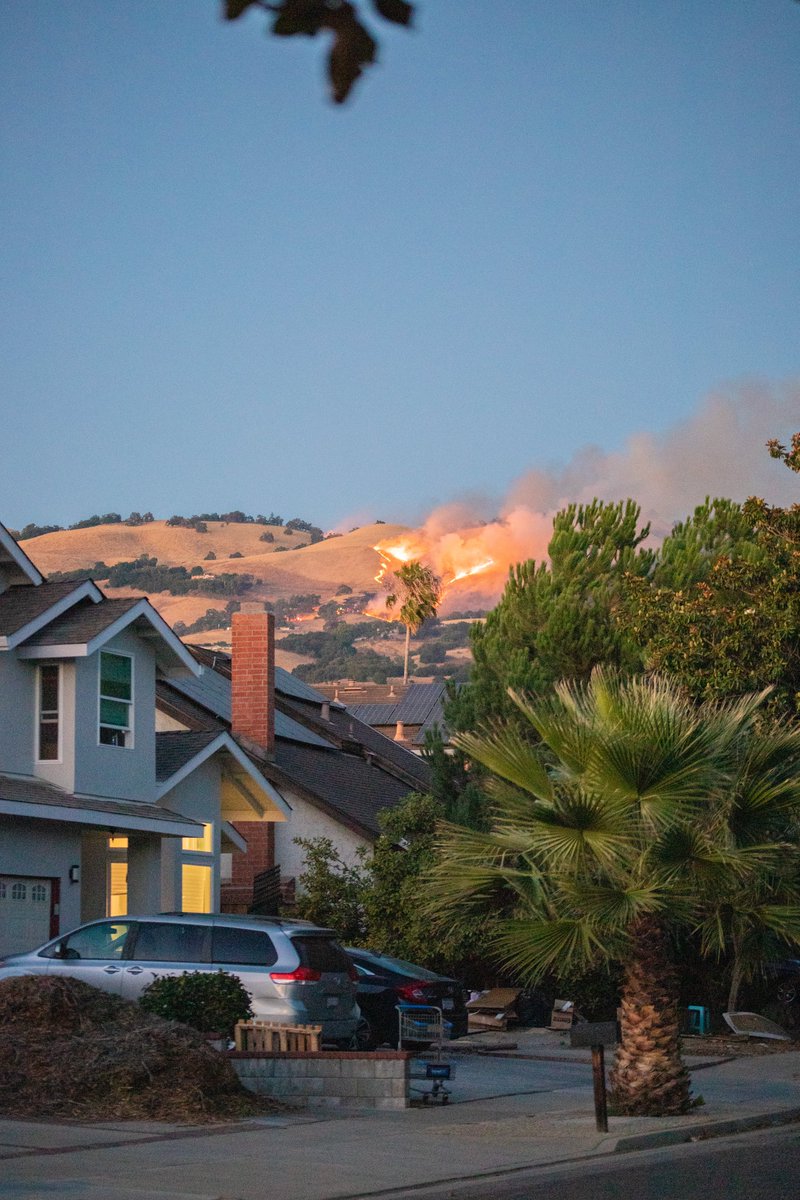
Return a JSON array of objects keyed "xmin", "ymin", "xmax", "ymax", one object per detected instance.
[{"xmin": 1, "ymin": 1, "xmax": 798, "ymax": 532}]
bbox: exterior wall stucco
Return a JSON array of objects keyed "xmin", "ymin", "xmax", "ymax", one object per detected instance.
[
  {"xmin": 73, "ymin": 629, "xmax": 156, "ymax": 802},
  {"xmin": 273, "ymin": 789, "xmax": 373, "ymax": 884},
  {"xmin": 0, "ymin": 653, "xmax": 36, "ymax": 776},
  {"xmin": 159, "ymin": 758, "xmax": 223, "ymax": 911},
  {"xmin": 0, "ymin": 817, "xmax": 82, "ymax": 949}
]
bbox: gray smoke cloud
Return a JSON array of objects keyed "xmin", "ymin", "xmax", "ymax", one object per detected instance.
[
  {"xmin": 504, "ymin": 380, "xmax": 799, "ymax": 537},
  {"xmin": 402, "ymin": 380, "xmax": 799, "ymax": 609}
]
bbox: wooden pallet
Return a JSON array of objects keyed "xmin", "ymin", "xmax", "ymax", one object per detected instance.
[{"xmin": 234, "ymin": 1020, "xmax": 322, "ymax": 1052}]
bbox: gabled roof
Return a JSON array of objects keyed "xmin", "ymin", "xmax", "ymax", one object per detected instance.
[
  {"xmin": 18, "ymin": 596, "xmax": 141, "ymax": 646},
  {"xmin": 154, "ymin": 729, "xmax": 290, "ymax": 820},
  {"xmin": 0, "ymin": 773, "xmax": 202, "ymax": 837},
  {"xmin": 156, "ymin": 729, "xmax": 221, "ymax": 782},
  {"xmin": 158, "ymin": 645, "xmax": 432, "ymax": 842},
  {"xmin": 0, "ymin": 521, "xmax": 43, "ymax": 587},
  {"xmin": 16, "ymin": 595, "xmax": 201, "ymax": 676},
  {"xmin": 0, "ymin": 580, "xmax": 103, "ymax": 647}
]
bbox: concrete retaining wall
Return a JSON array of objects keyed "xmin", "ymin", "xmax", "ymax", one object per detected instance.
[{"xmin": 229, "ymin": 1050, "xmax": 411, "ymax": 1110}]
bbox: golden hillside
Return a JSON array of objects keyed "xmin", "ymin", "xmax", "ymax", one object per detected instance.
[{"xmin": 21, "ymin": 520, "xmax": 408, "ymax": 621}]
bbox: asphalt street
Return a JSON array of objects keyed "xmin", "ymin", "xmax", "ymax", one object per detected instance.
[{"xmin": 371, "ymin": 1124, "xmax": 800, "ymax": 1200}]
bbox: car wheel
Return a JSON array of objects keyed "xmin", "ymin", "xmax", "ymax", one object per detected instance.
[
  {"xmin": 777, "ymin": 976, "xmax": 800, "ymax": 1005},
  {"xmin": 354, "ymin": 1016, "xmax": 377, "ymax": 1051}
]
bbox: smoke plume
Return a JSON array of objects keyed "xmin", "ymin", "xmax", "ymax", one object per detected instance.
[{"xmin": 394, "ymin": 381, "xmax": 799, "ymax": 612}]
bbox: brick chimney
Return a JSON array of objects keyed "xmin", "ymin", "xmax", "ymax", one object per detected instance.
[
  {"xmin": 223, "ymin": 603, "xmax": 276, "ymax": 915},
  {"xmin": 231, "ymin": 604, "xmax": 275, "ymax": 755}
]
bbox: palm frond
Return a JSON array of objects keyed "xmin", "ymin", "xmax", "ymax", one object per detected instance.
[
  {"xmin": 453, "ymin": 723, "xmax": 555, "ymax": 802},
  {"xmin": 491, "ymin": 917, "xmax": 623, "ymax": 981},
  {"xmin": 508, "ymin": 790, "xmax": 635, "ymax": 875},
  {"xmin": 564, "ymin": 882, "xmax": 667, "ymax": 929}
]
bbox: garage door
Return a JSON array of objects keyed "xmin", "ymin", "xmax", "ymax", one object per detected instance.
[{"xmin": 0, "ymin": 876, "xmax": 53, "ymax": 956}]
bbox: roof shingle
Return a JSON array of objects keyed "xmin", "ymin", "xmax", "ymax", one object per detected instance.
[{"xmin": 0, "ymin": 581, "xmax": 90, "ymax": 638}]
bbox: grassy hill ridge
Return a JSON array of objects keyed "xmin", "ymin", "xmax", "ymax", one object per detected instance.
[{"xmin": 20, "ymin": 520, "xmax": 407, "ymax": 644}]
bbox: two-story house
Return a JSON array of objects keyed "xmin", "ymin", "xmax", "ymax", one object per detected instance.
[
  {"xmin": 0, "ymin": 522, "xmax": 288, "ymax": 956},
  {"xmin": 155, "ymin": 605, "xmax": 433, "ymax": 910}
]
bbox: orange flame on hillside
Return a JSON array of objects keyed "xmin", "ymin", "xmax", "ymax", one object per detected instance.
[
  {"xmin": 370, "ymin": 522, "xmax": 522, "ymax": 619},
  {"xmin": 361, "ymin": 384, "xmax": 800, "ymax": 621}
]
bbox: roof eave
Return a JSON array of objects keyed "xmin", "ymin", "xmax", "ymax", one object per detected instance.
[{"xmin": 5, "ymin": 580, "xmax": 104, "ymax": 650}]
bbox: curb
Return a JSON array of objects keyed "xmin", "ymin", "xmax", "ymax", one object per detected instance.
[
  {"xmin": 330, "ymin": 1106, "xmax": 800, "ymax": 1200},
  {"xmin": 611, "ymin": 1104, "xmax": 800, "ymax": 1153}
]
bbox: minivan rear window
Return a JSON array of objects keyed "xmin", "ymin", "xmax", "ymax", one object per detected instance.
[
  {"xmin": 132, "ymin": 922, "xmax": 208, "ymax": 963},
  {"xmin": 212, "ymin": 927, "xmax": 278, "ymax": 967},
  {"xmin": 292, "ymin": 936, "xmax": 351, "ymax": 974}
]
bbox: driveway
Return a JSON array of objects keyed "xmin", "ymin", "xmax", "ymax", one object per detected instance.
[{"xmin": 410, "ymin": 1046, "xmax": 592, "ymax": 1104}]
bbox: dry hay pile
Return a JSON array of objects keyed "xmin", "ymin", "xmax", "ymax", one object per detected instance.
[{"xmin": 0, "ymin": 975, "xmax": 273, "ymax": 1122}]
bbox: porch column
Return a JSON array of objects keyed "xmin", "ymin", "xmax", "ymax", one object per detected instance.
[
  {"xmin": 127, "ymin": 833, "xmax": 164, "ymax": 914},
  {"xmin": 80, "ymin": 830, "xmax": 108, "ymax": 923}
]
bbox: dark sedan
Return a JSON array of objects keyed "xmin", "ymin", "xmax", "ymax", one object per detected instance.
[{"xmin": 346, "ymin": 947, "xmax": 468, "ymax": 1049}]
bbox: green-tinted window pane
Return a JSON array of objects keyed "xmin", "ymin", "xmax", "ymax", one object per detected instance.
[
  {"xmin": 100, "ymin": 698, "xmax": 129, "ymax": 728},
  {"xmin": 100, "ymin": 653, "xmax": 131, "ymax": 700}
]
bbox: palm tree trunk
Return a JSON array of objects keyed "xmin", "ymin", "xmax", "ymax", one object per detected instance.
[
  {"xmin": 728, "ymin": 932, "xmax": 744, "ymax": 1012},
  {"xmin": 609, "ymin": 915, "xmax": 691, "ymax": 1116},
  {"xmin": 402, "ymin": 623, "xmax": 410, "ymax": 684}
]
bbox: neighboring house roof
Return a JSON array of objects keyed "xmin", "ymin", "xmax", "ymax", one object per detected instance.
[
  {"xmin": 0, "ymin": 772, "xmax": 201, "ymax": 837},
  {"xmin": 155, "ymin": 678, "xmax": 227, "ymax": 733},
  {"xmin": 279, "ymin": 693, "xmax": 431, "ymax": 789},
  {"xmin": 157, "ymin": 646, "xmax": 433, "ymax": 843},
  {"xmin": 271, "ymin": 741, "xmax": 415, "ymax": 839},
  {"xmin": 164, "ymin": 672, "xmax": 332, "ymax": 750},
  {"xmin": 349, "ymin": 682, "xmax": 448, "ymax": 747}
]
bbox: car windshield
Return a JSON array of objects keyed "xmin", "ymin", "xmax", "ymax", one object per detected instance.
[{"xmin": 347, "ymin": 949, "xmax": 446, "ymax": 982}]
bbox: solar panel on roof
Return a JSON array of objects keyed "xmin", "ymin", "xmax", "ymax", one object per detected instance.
[
  {"xmin": 274, "ymin": 711, "xmax": 332, "ymax": 748},
  {"xmin": 167, "ymin": 670, "xmax": 331, "ymax": 749},
  {"xmin": 167, "ymin": 672, "xmax": 232, "ymax": 721},
  {"xmin": 274, "ymin": 667, "xmax": 327, "ymax": 704}
]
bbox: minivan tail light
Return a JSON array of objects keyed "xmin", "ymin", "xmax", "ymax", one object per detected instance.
[
  {"xmin": 396, "ymin": 982, "xmax": 428, "ymax": 1002},
  {"xmin": 270, "ymin": 966, "xmax": 322, "ymax": 983},
  {"xmin": 348, "ymin": 963, "xmax": 358, "ymax": 982}
]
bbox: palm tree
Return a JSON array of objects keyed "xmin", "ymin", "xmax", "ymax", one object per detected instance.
[
  {"xmin": 386, "ymin": 560, "xmax": 442, "ymax": 684},
  {"xmin": 429, "ymin": 669, "xmax": 800, "ymax": 1116}
]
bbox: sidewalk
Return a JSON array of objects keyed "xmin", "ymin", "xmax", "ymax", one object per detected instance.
[{"xmin": 2, "ymin": 1034, "xmax": 800, "ymax": 1200}]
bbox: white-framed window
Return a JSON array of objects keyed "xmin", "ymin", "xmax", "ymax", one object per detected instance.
[
  {"xmin": 182, "ymin": 824, "xmax": 213, "ymax": 853},
  {"xmin": 182, "ymin": 824, "xmax": 214, "ymax": 913},
  {"xmin": 37, "ymin": 663, "xmax": 61, "ymax": 762},
  {"xmin": 98, "ymin": 652, "xmax": 133, "ymax": 747},
  {"xmin": 182, "ymin": 864, "xmax": 212, "ymax": 913},
  {"xmin": 107, "ymin": 837, "xmax": 128, "ymax": 917}
]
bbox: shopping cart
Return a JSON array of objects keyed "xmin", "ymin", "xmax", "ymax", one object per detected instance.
[{"xmin": 397, "ymin": 1004, "xmax": 455, "ymax": 1104}]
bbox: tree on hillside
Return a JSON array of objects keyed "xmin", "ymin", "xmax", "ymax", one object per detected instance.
[
  {"xmin": 386, "ymin": 560, "xmax": 442, "ymax": 684},
  {"xmin": 224, "ymin": 0, "xmax": 413, "ymax": 104},
  {"xmin": 446, "ymin": 499, "xmax": 654, "ymax": 734},
  {"xmin": 429, "ymin": 669, "xmax": 800, "ymax": 1116}
]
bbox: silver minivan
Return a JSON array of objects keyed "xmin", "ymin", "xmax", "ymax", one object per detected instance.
[{"xmin": 0, "ymin": 912, "xmax": 359, "ymax": 1042}]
